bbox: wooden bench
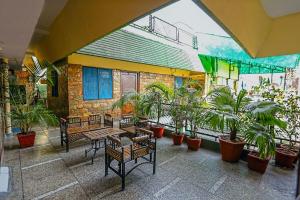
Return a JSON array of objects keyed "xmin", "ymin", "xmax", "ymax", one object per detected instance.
[{"xmin": 60, "ymin": 114, "xmax": 113, "ymax": 152}]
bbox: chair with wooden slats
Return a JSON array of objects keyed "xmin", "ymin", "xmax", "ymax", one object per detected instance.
[
  {"xmin": 60, "ymin": 114, "xmax": 112, "ymax": 152},
  {"xmin": 104, "ymin": 113, "xmax": 113, "ymax": 127},
  {"xmin": 119, "ymin": 114, "xmax": 134, "ymax": 128},
  {"xmin": 104, "ymin": 131, "xmax": 156, "ymax": 190}
]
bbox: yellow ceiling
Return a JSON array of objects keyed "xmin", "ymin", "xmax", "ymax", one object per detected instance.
[
  {"xmin": 196, "ymin": 0, "xmax": 300, "ymax": 58},
  {"xmin": 33, "ymin": 0, "xmax": 174, "ymax": 62}
]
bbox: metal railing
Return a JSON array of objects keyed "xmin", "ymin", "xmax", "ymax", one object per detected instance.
[
  {"xmin": 148, "ymin": 103, "xmax": 300, "ymax": 145},
  {"xmin": 130, "ymin": 15, "xmax": 198, "ymax": 50}
]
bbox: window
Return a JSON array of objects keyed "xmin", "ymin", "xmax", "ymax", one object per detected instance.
[
  {"xmin": 83, "ymin": 67, "xmax": 113, "ymax": 100},
  {"xmin": 51, "ymin": 71, "xmax": 58, "ymax": 97},
  {"xmin": 175, "ymin": 77, "xmax": 183, "ymax": 88}
]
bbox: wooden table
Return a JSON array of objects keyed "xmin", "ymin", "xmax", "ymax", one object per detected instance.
[{"xmin": 83, "ymin": 128, "xmax": 127, "ymax": 163}]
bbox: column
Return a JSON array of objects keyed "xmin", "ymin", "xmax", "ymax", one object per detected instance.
[{"xmin": 0, "ymin": 58, "xmax": 12, "ymax": 134}]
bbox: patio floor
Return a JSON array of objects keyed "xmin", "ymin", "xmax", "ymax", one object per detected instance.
[{"xmin": 2, "ymin": 127, "xmax": 297, "ymax": 200}]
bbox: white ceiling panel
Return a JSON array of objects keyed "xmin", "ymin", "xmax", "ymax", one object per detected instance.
[{"xmin": 261, "ymin": 0, "xmax": 300, "ymax": 18}]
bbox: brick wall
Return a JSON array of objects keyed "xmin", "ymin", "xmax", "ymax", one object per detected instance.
[
  {"xmin": 47, "ymin": 65, "xmax": 69, "ymax": 117},
  {"xmin": 67, "ymin": 65, "xmax": 175, "ymax": 117}
]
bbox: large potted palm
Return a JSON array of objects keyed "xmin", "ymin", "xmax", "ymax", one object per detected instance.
[
  {"xmin": 144, "ymin": 82, "xmax": 173, "ymax": 138},
  {"xmin": 206, "ymin": 87, "xmax": 251, "ymax": 162},
  {"xmin": 168, "ymin": 85, "xmax": 186, "ymax": 145},
  {"xmin": 183, "ymin": 81, "xmax": 205, "ymax": 151},
  {"xmin": 243, "ymin": 101, "xmax": 286, "ymax": 173},
  {"xmin": 12, "ymin": 92, "xmax": 58, "ymax": 148}
]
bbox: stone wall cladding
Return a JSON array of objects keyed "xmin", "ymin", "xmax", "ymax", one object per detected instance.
[
  {"xmin": 139, "ymin": 72, "xmax": 174, "ymax": 92},
  {"xmin": 67, "ymin": 65, "xmax": 121, "ymax": 117},
  {"xmin": 67, "ymin": 65, "xmax": 175, "ymax": 117},
  {"xmin": 47, "ymin": 65, "xmax": 69, "ymax": 117}
]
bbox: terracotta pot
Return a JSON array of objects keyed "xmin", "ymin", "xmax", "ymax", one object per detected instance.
[
  {"xmin": 280, "ymin": 144, "xmax": 299, "ymax": 163},
  {"xmin": 275, "ymin": 148, "xmax": 297, "ymax": 168},
  {"xmin": 16, "ymin": 71, "xmax": 30, "ymax": 78},
  {"xmin": 186, "ymin": 137, "xmax": 201, "ymax": 151},
  {"xmin": 172, "ymin": 134, "xmax": 184, "ymax": 145},
  {"xmin": 219, "ymin": 135, "xmax": 246, "ymax": 162},
  {"xmin": 151, "ymin": 125, "xmax": 164, "ymax": 138},
  {"xmin": 40, "ymin": 79, "xmax": 47, "ymax": 84},
  {"xmin": 247, "ymin": 151, "xmax": 270, "ymax": 174},
  {"xmin": 17, "ymin": 131, "xmax": 36, "ymax": 148}
]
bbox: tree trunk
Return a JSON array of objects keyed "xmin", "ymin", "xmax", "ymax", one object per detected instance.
[{"xmin": 230, "ymin": 130, "xmax": 237, "ymax": 140}]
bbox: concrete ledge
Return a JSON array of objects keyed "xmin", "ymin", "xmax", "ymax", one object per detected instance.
[
  {"xmin": 163, "ymin": 128, "xmax": 250, "ymax": 161},
  {"xmin": 0, "ymin": 167, "xmax": 10, "ymax": 197}
]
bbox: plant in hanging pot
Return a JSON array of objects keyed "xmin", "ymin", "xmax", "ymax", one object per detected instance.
[
  {"xmin": 11, "ymin": 92, "xmax": 59, "ymax": 148},
  {"xmin": 206, "ymin": 87, "xmax": 251, "ymax": 162},
  {"xmin": 144, "ymin": 82, "xmax": 173, "ymax": 138},
  {"xmin": 183, "ymin": 81, "xmax": 205, "ymax": 151},
  {"xmin": 274, "ymin": 90, "xmax": 300, "ymax": 168},
  {"xmin": 243, "ymin": 101, "xmax": 286, "ymax": 173}
]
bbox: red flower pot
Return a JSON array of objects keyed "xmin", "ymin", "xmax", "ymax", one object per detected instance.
[
  {"xmin": 17, "ymin": 132, "xmax": 36, "ymax": 148},
  {"xmin": 247, "ymin": 151, "xmax": 270, "ymax": 174},
  {"xmin": 275, "ymin": 148, "xmax": 297, "ymax": 169},
  {"xmin": 219, "ymin": 135, "xmax": 246, "ymax": 162},
  {"xmin": 151, "ymin": 126, "xmax": 164, "ymax": 138},
  {"xmin": 172, "ymin": 134, "xmax": 184, "ymax": 145},
  {"xmin": 186, "ymin": 137, "xmax": 201, "ymax": 151}
]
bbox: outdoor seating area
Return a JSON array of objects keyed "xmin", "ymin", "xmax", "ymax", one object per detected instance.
[
  {"xmin": 2, "ymin": 1, "xmax": 300, "ymax": 199},
  {"xmin": 2, "ymin": 126, "xmax": 297, "ymax": 200}
]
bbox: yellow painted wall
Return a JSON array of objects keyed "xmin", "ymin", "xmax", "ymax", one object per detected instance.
[
  {"xmin": 68, "ymin": 53, "xmax": 194, "ymax": 77},
  {"xmin": 33, "ymin": 0, "xmax": 174, "ymax": 62},
  {"xmin": 257, "ymin": 13, "xmax": 300, "ymax": 57}
]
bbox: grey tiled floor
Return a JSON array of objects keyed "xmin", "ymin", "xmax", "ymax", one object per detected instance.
[{"xmin": 2, "ymin": 127, "xmax": 297, "ymax": 200}]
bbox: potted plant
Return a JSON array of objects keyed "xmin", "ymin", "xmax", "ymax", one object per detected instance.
[
  {"xmin": 168, "ymin": 85, "xmax": 186, "ymax": 145},
  {"xmin": 11, "ymin": 91, "xmax": 58, "ymax": 148},
  {"xmin": 274, "ymin": 90, "xmax": 300, "ymax": 168},
  {"xmin": 206, "ymin": 87, "xmax": 251, "ymax": 162},
  {"xmin": 112, "ymin": 91, "xmax": 149, "ymax": 127},
  {"xmin": 144, "ymin": 82, "xmax": 173, "ymax": 138},
  {"xmin": 244, "ymin": 101, "xmax": 286, "ymax": 173},
  {"xmin": 183, "ymin": 81, "xmax": 205, "ymax": 151}
]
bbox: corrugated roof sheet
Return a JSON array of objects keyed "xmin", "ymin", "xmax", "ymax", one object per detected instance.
[{"xmin": 77, "ymin": 29, "xmax": 195, "ymax": 71}]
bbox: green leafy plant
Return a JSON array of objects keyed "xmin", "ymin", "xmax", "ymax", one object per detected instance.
[
  {"xmin": 112, "ymin": 91, "xmax": 148, "ymax": 124},
  {"xmin": 206, "ymin": 86, "xmax": 251, "ymax": 141},
  {"xmin": 267, "ymin": 88, "xmax": 300, "ymax": 151},
  {"xmin": 243, "ymin": 101, "xmax": 286, "ymax": 159},
  {"xmin": 11, "ymin": 91, "xmax": 59, "ymax": 134},
  {"xmin": 168, "ymin": 86, "xmax": 185, "ymax": 135},
  {"xmin": 180, "ymin": 80, "xmax": 205, "ymax": 138},
  {"xmin": 144, "ymin": 82, "xmax": 173, "ymax": 125}
]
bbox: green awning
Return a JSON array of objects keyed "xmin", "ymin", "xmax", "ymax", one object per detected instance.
[{"xmin": 197, "ymin": 34, "xmax": 300, "ymax": 74}]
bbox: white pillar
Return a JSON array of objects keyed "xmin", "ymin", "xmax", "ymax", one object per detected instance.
[{"xmin": 1, "ymin": 58, "xmax": 12, "ymax": 134}]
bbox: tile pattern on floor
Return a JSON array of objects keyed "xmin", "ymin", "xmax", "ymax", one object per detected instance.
[{"xmin": 2, "ymin": 127, "xmax": 297, "ymax": 200}]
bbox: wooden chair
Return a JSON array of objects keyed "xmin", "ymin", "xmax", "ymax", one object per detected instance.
[
  {"xmin": 105, "ymin": 132, "xmax": 156, "ymax": 190},
  {"xmin": 104, "ymin": 113, "xmax": 113, "ymax": 127},
  {"xmin": 60, "ymin": 117, "xmax": 86, "ymax": 152},
  {"xmin": 119, "ymin": 115, "xmax": 134, "ymax": 129},
  {"xmin": 88, "ymin": 114, "xmax": 106, "ymax": 130}
]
